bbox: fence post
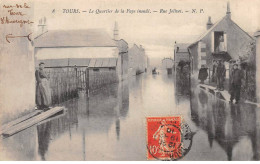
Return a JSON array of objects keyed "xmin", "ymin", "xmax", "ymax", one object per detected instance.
[
  {"xmin": 75, "ymin": 67, "xmax": 78, "ymax": 91},
  {"xmin": 86, "ymin": 68, "xmax": 89, "ymax": 97},
  {"xmin": 57, "ymin": 74, "xmax": 60, "ymax": 103}
]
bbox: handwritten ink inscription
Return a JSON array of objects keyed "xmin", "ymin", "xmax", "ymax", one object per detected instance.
[
  {"xmin": 1, "ymin": 3, "xmax": 33, "ymax": 27},
  {"xmin": 3, "ymin": 3, "xmax": 30, "ymax": 9},
  {"xmin": 5, "ymin": 33, "xmax": 32, "ymax": 43},
  {"xmin": 1, "ymin": 17, "xmax": 33, "ymax": 27}
]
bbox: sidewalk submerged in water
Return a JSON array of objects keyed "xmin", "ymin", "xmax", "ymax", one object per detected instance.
[{"xmin": 198, "ymin": 83, "xmax": 260, "ymax": 107}]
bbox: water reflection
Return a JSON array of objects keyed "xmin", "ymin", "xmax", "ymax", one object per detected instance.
[
  {"xmin": 189, "ymin": 86, "xmax": 260, "ymax": 160},
  {"xmin": 1, "ymin": 73, "xmax": 260, "ymax": 161},
  {"xmin": 37, "ymin": 122, "xmax": 51, "ymax": 160},
  {"xmin": 35, "ymin": 80, "xmax": 130, "ymax": 160}
]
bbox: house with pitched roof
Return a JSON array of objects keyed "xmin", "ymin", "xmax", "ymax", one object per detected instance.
[
  {"xmin": 33, "ymin": 25, "xmax": 129, "ymax": 84},
  {"xmin": 188, "ymin": 2, "xmax": 254, "ymax": 72},
  {"xmin": 34, "ymin": 29, "xmax": 119, "ymax": 65}
]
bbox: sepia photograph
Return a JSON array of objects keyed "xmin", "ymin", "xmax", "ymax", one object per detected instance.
[{"xmin": 0, "ymin": 0, "xmax": 260, "ymax": 161}]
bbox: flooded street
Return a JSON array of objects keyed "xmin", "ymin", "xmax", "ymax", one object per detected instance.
[{"xmin": 1, "ymin": 72, "xmax": 260, "ymax": 161}]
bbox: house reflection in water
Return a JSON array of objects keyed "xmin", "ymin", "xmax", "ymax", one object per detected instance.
[
  {"xmin": 36, "ymin": 80, "xmax": 129, "ymax": 160},
  {"xmin": 190, "ymin": 88, "xmax": 260, "ymax": 160}
]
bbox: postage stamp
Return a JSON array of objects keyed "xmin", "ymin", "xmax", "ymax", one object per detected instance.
[{"xmin": 146, "ymin": 116, "xmax": 193, "ymax": 161}]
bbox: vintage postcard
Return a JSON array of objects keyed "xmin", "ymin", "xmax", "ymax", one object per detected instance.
[{"xmin": 0, "ymin": 0, "xmax": 260, "ymax": 161}]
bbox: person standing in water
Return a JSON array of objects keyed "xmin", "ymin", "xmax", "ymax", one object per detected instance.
[{"xmin": 35, "ymin": 62, "xmax": 52, "ymax": 110}]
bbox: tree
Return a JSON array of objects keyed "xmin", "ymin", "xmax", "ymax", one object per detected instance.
[{"xmin": 239, "ymin": 41, "xmax": 256, "ymax": 68}]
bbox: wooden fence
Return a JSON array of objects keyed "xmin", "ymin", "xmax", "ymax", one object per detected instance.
[
  {"xmin": 89, "ymin": 68, "xmax": 118, "ymax": 91},
  {"xmin": 43, "ymin": 66, "xmax": 119, "ymax": 105},
  {"xmin": 44, "ymin": 67, "xmax": 88, "ymax": 105}
]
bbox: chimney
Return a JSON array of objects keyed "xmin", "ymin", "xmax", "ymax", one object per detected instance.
[
  {"xmin": 207, "ymin": 16, "xmax": 213, "ymax": 30},
  {"xmin": 37, "ymin": 17, "xmax": 47, "ymax": 36},
  {"xmin": 113, "ymin": 21, "xmax": 119, "ymax": 41},
  {"xmin": 226, "ymin": 1, "xmax": 231, "ymax": 19}
]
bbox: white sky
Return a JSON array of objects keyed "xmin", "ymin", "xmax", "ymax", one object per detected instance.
[{"xmin": 34, "ymin": 0, "xmax": 260, "ymax": 59}]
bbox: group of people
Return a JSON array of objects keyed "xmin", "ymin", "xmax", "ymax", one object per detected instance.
[{"xmin": 199, "ymin": 59, "xmax": 243, "ymax": 104}]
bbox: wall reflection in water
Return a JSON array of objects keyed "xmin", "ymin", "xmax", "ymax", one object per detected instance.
[
  {"xmin": 190, "ymin": 87, "xmax": 260, "ymax": 160},
  {"xmin": 36, "ymin": 80, "xmax": 129, "ymax": 160}
]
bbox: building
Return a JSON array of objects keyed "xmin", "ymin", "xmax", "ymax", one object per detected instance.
[
  {"xmin": 113, "ymin": 22, "xmax": 129, "ymax": 81},
  {"xmin": 255, "ymin": 29, "xmax": 260, "ymax": 103},
  {"xmin": 34, "ymin": 20, "xmax": 130, "ymax": 83},
  {"xmin": 162, "ymin": 58, "xmax": 174, "ymax": 74},
  {"xmin": 116, "ymin": 39, "xmax": 128, "ymax": 81},
  {"xmin": 0, "ymin": 1, "xmax": 35, "ymax": 124},
  {"xmin": 34, "ymin": 26, "xmax": 127, "ymax": 81},
  {"xmin": 34, "ymin": 28, "xmax": 119, "ymax": 61},
  {"xmin": 188, "ymin": 2, "xmax": 254, "ymax": 72},
  {"xmin": 174, "ymin": 43, "xmax": 190, "ymax": 64},
  {"xmin": 128, "ymin": 44, "xmax": 148, "ymax": 76}
]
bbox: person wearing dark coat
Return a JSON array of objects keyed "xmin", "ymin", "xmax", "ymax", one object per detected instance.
[
  {"xmin": 230, "ymin": 64, "xmax": 243, "ymax": 104},
  {"xmin": 211, "ymin": 60, "xmax": 217, "ymax": 83},
  {"xmin": 198, "ymin": 65, "xmax": 208, "ymax": 84},
  {"xmin": 216, "ymin": 60, "xmax": 226, "ymax": 91}
]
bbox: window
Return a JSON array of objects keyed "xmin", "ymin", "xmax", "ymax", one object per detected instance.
[
  {"xmin": 93, "ymin": 68, "xmax": 99, "ymax": 72},
  {"xmin": 212, "ymin": 31, "xmax": 227, "ymax": 52}
]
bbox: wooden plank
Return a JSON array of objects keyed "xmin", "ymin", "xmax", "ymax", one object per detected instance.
[
  {"xmin": 216, "ymin": 92, "xmax": 225, "ymax": 100},
  {"xmin": 199, "ymin": 84, "xmax": 216, "ymax": 90},
  {"xmin": 3, "ymin": 107, "xmax": 64, "ymax": 137},
  {"xmin": 199, "ymin": 84, "xmax": 231, "ymax": 101},
  {"xmin": 200, "ymin": 86, "xmax": 207, "ymax": 90},
  {"xmin": 37, "ymin": 109, "xmax": 67, "ymax": 126},
  {"xmin": 244, "ymin": 100, "xmax": 260, "ymax": 107},
  {"xmin": 219, "ymin": 90, "xmax": 230, "ymax": 101},
  {"xmin": 208, "ymin": 88, "xmax": 216, "ymax": 95},
  {"xmin": 0, "ymin": 110, "xmax": 42, "ymax": 135}
]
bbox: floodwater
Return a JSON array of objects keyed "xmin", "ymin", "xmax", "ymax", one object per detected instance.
[{"xmin": 1, "ymin": 71, "xmax": 260, "ymax": 161}]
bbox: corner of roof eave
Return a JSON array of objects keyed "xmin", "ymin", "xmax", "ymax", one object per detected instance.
[
  {"xmin": 188, "ymin": 41, "xmax": 198, "ymax": 49},
  {"xmin": 188, "ymin": 16, "xmax": 228, "ymax": 50}
]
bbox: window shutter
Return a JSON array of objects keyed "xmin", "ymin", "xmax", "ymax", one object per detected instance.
[
  {"xmin": 200, "ymin": 42, "xmax": 207, "ymax": 67},
  {"xmin": 211, "ymin": 32, "xmax": 214, "ymax": 52},
  {"xmin": 224, "ymin": 33, "xmax": 227, "ymax": 51},
  {"xmin": 198, "ymin": 42, "xmax": 207, "ymax": 68},
  {"xmin": 198, "ymin": 42, "xmax": 201, "ymax": 69}
]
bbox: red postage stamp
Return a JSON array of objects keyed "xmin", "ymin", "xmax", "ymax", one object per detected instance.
[{"xmin": 146, "ymin": 116, "xmax": 184, "ymax": 160}]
